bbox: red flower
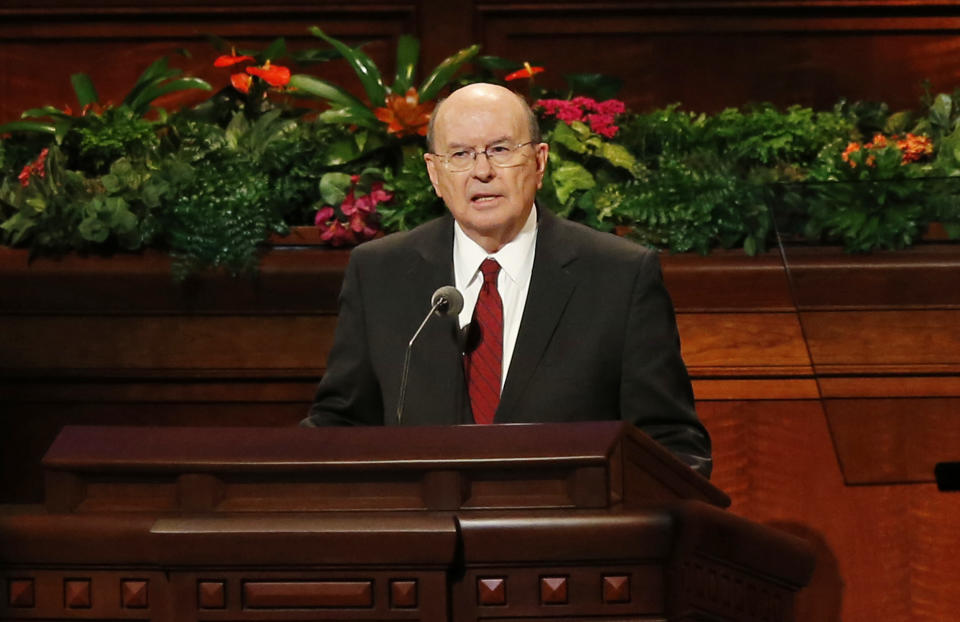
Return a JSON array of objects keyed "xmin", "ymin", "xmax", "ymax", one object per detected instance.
[
  {"xmin": 373, "ymin": 87, "xmax": 434, "ymax": 137},
  {"xmin": 246, "ymin": 61, "xmax": 291, "ymax": 87},
  {"xmin": 505, "ymin": 62, "xmax": 544, "ymax": 81},
  {"xmin": 17, "ymin": 148, "xmax": 49, "ymax": 188},
  {"xmin": 230, "ymin": 73, "xmax": 253, "ymax": 94},
  {"xmin": 214, "ymin": 52, "xmax": 255, "ymax": 67}
]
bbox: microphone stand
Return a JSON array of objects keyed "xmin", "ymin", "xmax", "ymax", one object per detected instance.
[{"xmin": 396, "ymin": 287, "xmax": 463, "ymax": 425}]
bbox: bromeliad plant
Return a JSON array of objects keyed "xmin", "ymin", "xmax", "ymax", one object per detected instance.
[{"xmin": 289, "ymin": 27, "xmax": 479, "ymax": 137}]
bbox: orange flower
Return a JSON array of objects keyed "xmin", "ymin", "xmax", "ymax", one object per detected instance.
[
  {"xmin": 505, "ymin": 62, "xmax": 544, "ymax": 81},
  {"xmin": 214, "ymin": 50, "xmax": 255, "ymax": 67},
  {"xmin": 865, "ymin": 133, "xmax": 887, "ymax": 149},
  {"xmin": 246, "ymin": 60, "xmax": 291, "ymax": 87},
  {"xmin": 373, "ymin": 87, "xmax": 434, "ymax": 137},
  {"xmin": 230, "ymin": 73, "xmax": 252, "ymax": 94},
  {"xmin": 897, "ymin": 133, "xmax": 933, "ymax": 163},
  {"xmin": 841, "ymin": 142, "xmax": 861, "ymax": 168}
]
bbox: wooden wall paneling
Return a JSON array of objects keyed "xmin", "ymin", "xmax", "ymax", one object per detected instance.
[
  {"xmin": 698, "ymin": 398, "xmax": 960, "ymax": 622},
  {"xmin": 661, "ymin": 249, "xmax": 794, "ymax": 312},
  {"xmin": 0, "ymin": 314, "xmax": 335, "ymax": 375},
  {"xmin": 475, "ymin": 3, "xmax": 960, "ymax": 112},
  {"xmin": 800, "ymin": 309, "xmax": 960, "ymax": 375},
  {"xmin": 0, "ymin": 2, "xmax": 418, "ymax": 123},
  {"xmin": 824, "ymin": 397, "xmax": 960, "ymax": 484},
  {"xmin": 785, "ymin": 245, "xmax": 960, "ymax": 310},
  {"xmin": 677, "ymin": 312, "xmax": 811, "ymax": 375},
  {"xmin": 6, "ymin": 2, "xmax": 960, "ymax": 122},
  {"xmin": 0, "ymin": 247, "xmax": 348, "ymax": 314}
]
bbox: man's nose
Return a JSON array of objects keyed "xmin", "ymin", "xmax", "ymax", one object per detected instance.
[{"xmin": 472, "ymin": 151, "xmax": 495, "ymax": 180}]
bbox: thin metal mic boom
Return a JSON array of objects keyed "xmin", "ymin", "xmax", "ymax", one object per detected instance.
[{"xmin": 396, "ymin": 286, "xmax": 463, "ymax": 424}]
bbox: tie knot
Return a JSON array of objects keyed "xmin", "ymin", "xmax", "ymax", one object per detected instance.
[{"xmin": 479, "ymin": 258, "xmax": 500, "ymax": 284}]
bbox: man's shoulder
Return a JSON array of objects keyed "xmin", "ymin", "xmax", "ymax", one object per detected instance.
[
  {"xmin": 350, "ymin": 214, "xmax": 451, "ymax": 262},
  {"xmin": 543, "ymin": 210, "xmax": 658, "ymax": 264}
]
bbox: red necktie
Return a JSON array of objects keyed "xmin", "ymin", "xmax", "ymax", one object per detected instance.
[{"xmin": 465, "ymin": 258, "xmax": 503, "ymax": 424}]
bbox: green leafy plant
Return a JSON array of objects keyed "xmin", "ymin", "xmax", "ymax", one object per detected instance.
[{"xmin": 1, "ymin": 29, "xmax": 959, "ymax": 278}]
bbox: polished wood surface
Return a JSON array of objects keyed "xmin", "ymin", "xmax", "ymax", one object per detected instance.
[
  {"xmin": 0, "ymin": 423, "xmax": 811, "ymax": 622},
  {"xmin": 701, "ymin": 399, "xmax": 960, "ymax": 622},
  {"xmin": 3, "ymin": 242, "xmax": 959, "ymax": 621}
]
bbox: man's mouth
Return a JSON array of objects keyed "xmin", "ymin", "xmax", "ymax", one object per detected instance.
[{"xmin": 471, "ymin": 193, "xmax": 501, "ymax": 204}]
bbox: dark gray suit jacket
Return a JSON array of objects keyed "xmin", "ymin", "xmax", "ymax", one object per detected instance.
[{"xmin": 304, "ymin": 208, "xmax": 712, "ymax": 477}]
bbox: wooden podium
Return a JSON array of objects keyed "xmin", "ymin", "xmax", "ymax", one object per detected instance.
[{"xmin": 0, "ymin": 422, "xmax": 813, "ymax": 621}]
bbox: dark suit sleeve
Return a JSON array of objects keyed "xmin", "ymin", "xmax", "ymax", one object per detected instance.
[
  {"xmin": 301, "ymin": 252, "xmax": 384, "ymax": 427},
  {"xmin": 620, "ymin": 250, "xmax": 713, "ymax": 478}
]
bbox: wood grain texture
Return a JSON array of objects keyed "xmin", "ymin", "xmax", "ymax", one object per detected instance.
[
  {"xmin": 677, "ymin": 312, "xmax": 811, "ymax": 374},
  {"xmin": 801, "ymin": 310, "xmax": 960, "ymax": 372},
  {"xmin": 0, "ymin": 315, "xmax": 335, "ymax": 376},
  {"xmin": 784, "ymin": 245, "xmax": 960, "ymax": 310},
  {"xmin": 477, "ymin": 5, "xmax": 960, "ymax": 113},
  {"xmin": 0, "ymin": 5, "xmax": 415, "ymax": 123},
  {"xmin": 6, "ymin": 1, "xmax": 960, "ymax": 123},
  {"xmin": 825, "ymin": 398, "xmax": 960, "ymax": 484},
  {"xmin": 699, "ymin": 399, "xmax": 960, "ymax": 622}
]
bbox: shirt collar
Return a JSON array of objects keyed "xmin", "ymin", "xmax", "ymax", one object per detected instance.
[{"xmin": 453, "ymin": 205, "xmax": 538, "ymax": 287}]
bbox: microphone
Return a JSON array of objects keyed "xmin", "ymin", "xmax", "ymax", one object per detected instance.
[
  {"xmin": 431, "ymin": 285, "xmax": 464, "ymax": 317},
  {"xmin": 396, "ymin": 286, "xmax": 464, "ymax": 424}
]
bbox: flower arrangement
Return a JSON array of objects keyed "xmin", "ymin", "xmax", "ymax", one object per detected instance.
[
  {"xmin": 0, "ymin": 27, "xmax": 958, "ymax": 278},
  {"xmin": 314, "ymin": 172, "xmax": 393, "ymax": 246}
]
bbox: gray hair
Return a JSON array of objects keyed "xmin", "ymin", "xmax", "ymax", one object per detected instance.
[{"xmin": 426, "ymin": 88, "xmax": 541, "ymax": 153}]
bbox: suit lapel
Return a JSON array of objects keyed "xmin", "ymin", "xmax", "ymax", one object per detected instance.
[
  {"xmin": 403, "ymin": 215, "xmax": 472, "ymax": 425},
  {"xmin": 496, "ymin": 209, "xmax": 577, "ymax": 420}
]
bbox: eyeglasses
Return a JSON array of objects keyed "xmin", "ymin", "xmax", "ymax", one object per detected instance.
[{"xmin": 432, "ymin": 141, "xmax": 537, "ymax": 172}]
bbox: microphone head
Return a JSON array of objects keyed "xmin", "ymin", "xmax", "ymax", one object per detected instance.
[{"xmin": 431, "ymin": 286, "xmax": 464, "ymax": 317}]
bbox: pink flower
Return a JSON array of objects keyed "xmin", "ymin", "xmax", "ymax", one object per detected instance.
[
  {"xmin": 353, "ymin": 193, "xmax": 375, "ymax": 214},
  {"xmin": 349, "ymin": 212, "xmax": 378, "ymax": 239},
  {"xmin": 596, "ymin": 99, "xmax": 626, "ymax": 115},
  {"xmin": 314, "ymin": 206, "xmax": 335, "ymax": 227},
  {"xmin": 320, "ymin": 220, "xmax": 357, "ymax": 246},
  {"xmin": 571, "ymin": 96, "xmax": 597, "ymax": 111},
  {"xmin": 368, "ymin": 182, "xmax": 393, "ymax": 205},
  {"xmin": 536, "ymin": 97, "xmax": 624, "ymax": 138},
  {"xmin": 586, "ymin": 113, "xmax": 619, "ymax": 138},
  {"xmin": 339, "ymin": 189, "xmax": 357, "ymax": 216}
]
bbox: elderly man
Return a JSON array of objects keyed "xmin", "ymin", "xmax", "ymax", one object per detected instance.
[{"xmin": 304, "ymin": 83, "xmax": 711, "ymax": 477}]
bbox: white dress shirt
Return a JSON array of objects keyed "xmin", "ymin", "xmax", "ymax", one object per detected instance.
[{"xmin": 453, "ymin": 206, "xmax": 538, "ymax": 391}]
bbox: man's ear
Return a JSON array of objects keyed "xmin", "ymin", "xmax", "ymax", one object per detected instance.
[
  {"xmin": 423, "ymin": 153, "xmax": 443, "ymax": 198},
  {"xmin": 535, "ymin": 142, "xmax": 549, "ymax": 189}
]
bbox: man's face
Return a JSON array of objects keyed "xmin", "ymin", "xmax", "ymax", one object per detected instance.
[{"xmin": 424, "ymin": 85, "xmax": 548, "ymax": 253}]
